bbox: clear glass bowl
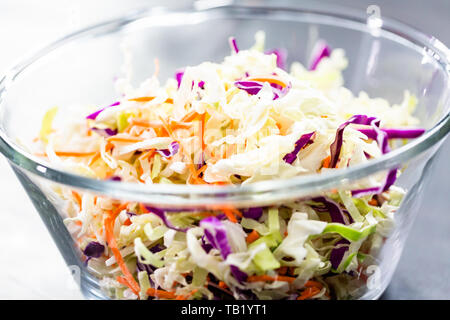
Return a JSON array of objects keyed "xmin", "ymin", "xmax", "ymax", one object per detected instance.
[{"xmin": 0, "ymin": 3, "xmax": 449, "ymax": 300}]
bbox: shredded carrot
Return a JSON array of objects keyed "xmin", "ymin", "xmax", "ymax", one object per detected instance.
[
  {"xmin": 131, "ymin": 119, "xmax": 164, "ymax": 128},
  {"xmin": 222, "ymin": 208, "xmax": 238, "ymax": 223},
  {"xmin": 248, "ymin": 77, "xmax": 287, "ymax": 88},
  {"xmin": 187, "ymin": 163, "xmax": 208, "ymax": 185},
  {"xmin": 181, "ymin": 110, "xmax": 199, "ymax": 123},
  {"xmin": 139, "ymin": 203, "xmax": 150, "ymax": 213},
  {"xmin": 72, "ymin": 191, "xmax": 82, "ymax": 210},
  {"xmin": 105, "ymin": 142, "xmax": 114, "ymax": 152},
  {"xmin": 116, "ymin": 275, "xmax": 133, "ymax": 289},
  {"xmin": 113, "ymin": 202, "xmax": 129, "ymax": 216},
  {"xmin": 139, "ymin": 149, "xmax": 156, "ymax": 161},
  {"xmin": 146, "ymin": 288, "xmax": 176, "ymax": 299},
  {"xmin": 246, "ymin": 230, "xmax": 260, "ymax": 244},
  {"xmin": 175, "ymin": 289, "xmax": 198, "ymax": 300},
  {"xmin": 126, "ymin": 119, "xmax": 170, "ymax": 137},
  {"xmin": 200, "ymin": 113, "xmax": 206, "ymax": 152},
  {"xmin": 88, "ymin": 152, "xmax": 101, "ymax": 166},
  {"xmin": 322, "ymin": 155, "xmax": 331, "ymax": 168},
  {"xmin": 246, "ymin": 275, "xmax": 296, "ymax": 284},
  {"xmin": 55, "ymin": 151, "xmax": 97, "ymax": 157},
  {"xmin": 230, "ymin": 207, "xmax": 243, "ymax": 218},
  {"xmin": 212, "ymin": 181, "xmax": 229, "ymax": 185},
  {"xmin": 218, "ymin": 281, "xmax": 228, "ymax": 289},
  {"xmin": 123, "ymin": 218, "xmax": 132, "ymax": 226},
  {"xmin": 297, "ymin": 287, "xmax": 321, "ymax": 300},
  {"xmin": 75, "ymin": 220, "xmax": 82, "ymax": 226},
  {"xmin": 129, "ymin": 96, "xmax": 156, "ymax": 103},
  {"xmin": 304, "ymin": 280, "xmax": 323, "ymax": 289},
  {"xmin": 368, "ymin": 198, "xmax": 378, "ymax": 206},
  {"xmin": 104, "ymin": 212, "xmax": 140, "ymax": 297},
  {"xmin": 196, "ymin": 164, "xmax": 208, "ymax": 176},
  {"xmin": 107, "ymin": 136, "xmax": 144, "ymax": 143}
]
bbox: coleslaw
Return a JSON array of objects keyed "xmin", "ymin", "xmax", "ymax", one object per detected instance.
[{"xmin": 33, "ymin": 32, "xmax": 425, "ymax": 300}]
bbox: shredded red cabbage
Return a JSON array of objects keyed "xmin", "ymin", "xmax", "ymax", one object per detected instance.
[
  {"xmin": 175, "ymin": 69, "xmax": 184, "ymax": 88},
  {"xmin": 283, "ymin": 132, "xmax": 316, "ymax": 164},
  {"xmin": 228, "ymin": 37, "xmax": 239, "ymax": 54},
  {"xmin": 156, "ymin": 141, "xmax": 179, "ymax": 158},
  {"xmin": 200, "ymin": 217, "xmax": 247, "ymax": 283},
  {"xmin": 351, "ymin": 168, "xmax": 398, "ymax": 197},
  {"xmin": 330, "ymin": 115, "xmax": 400, "ymax": 197},
  {"xmin": 265, "ymin": 48, "xmax": 288, "ymax": 70},
  {"xmin": 309, "ymin": 40, "xmax": 331, "ymax": 70},
  {"xmin": 175, "ymin": 69, "xmax": 205, "ymax": 90},
  {"xmin": 311, "ymin": 196, "xmax": 352, "ymax": 225},
  {"xmin": 201, "ymin": 235, "xmax": 213, "ymax": 253},
  {"xmin": 86, "ymin": 101, "xmax": 120, "ymax": 120},
  {"xmin": 242, "ymin": 207, "xmax": 263, "ymax": 220},
  {"xmin": 144, "ymin": 205, "xmax": 188, "ymax": 232},
  {"xmin": 234, "ymin": 81, "xmax": 264, "ymax": 95},
  {"xmin": 201, "ymin": 217, "xmax": 232, "ymax": 259},
  {"xmin": 330, "ymin": 239, "xmax": 350, "ymax": 270},
  {"xmin": 91, "ymin": 127, "xmax": 118, "ymax": 137},
  {"xmin": 234, "ymin": 79, "xmax": 290, "ymax": 100},
  {"xmin": 230, "ymin": 265, "xmax": 248, "ymax": 283},
  {"xmin": 329, "ymin": 115, "xmax": 379, "ymax": 168},
  {"xmin": 357, "ymin": 127, "xmax": 425, "ymax": 140},
  {"xmin": 83, "ymin": 241, "xmax": 104, "ymax": 259}
]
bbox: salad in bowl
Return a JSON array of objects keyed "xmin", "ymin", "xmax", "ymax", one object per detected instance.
[{"xmin": 30, "ymin": 32, "xmax": 427, "ymax": 300}]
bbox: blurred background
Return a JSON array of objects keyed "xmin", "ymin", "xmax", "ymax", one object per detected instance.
[{"xmin": 0, "ymin": 0, "xmax": 448, "ymax": 299}]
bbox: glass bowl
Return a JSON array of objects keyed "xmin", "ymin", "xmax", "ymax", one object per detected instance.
[{"xmin": 0, "ymin": 2, "xmax": 448, "ymax": 300}]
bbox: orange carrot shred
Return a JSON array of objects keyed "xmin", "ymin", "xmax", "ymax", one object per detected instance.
[
  {"xmin": 175, "ymin": 289, "xmax": 198, "ymax": 300},
  {"xmin": 72, "ymin": 191, "xmax": 82, "ymax": 210},
  {"xmin": 139, "ymin": 203, "xmax": 149, "ymax": 213},
  {"xmin": 322, "ymin": 155, "xmax": 331, "ymax": 168},
  {"xmin": 88, "ymin": 152, "xmax": 101, "ymax": 166},
  {"xmin": 55, "ymin": 151, "xmax": 97, "ymax": 157},
  {"xmin": 105, "ymin": 212, "xmax": 140, "ymax": 297},
  {"xmin": 246, "ymin": 230, "xmax": 260, "ymax": 244},
  {"xmin": 107, "ymin": 136, "xmax": 144, "ymax": 143},
  {"xmin": 304, "ymin": 280, "xmax": 323, "ymax": 289},
  {"xmin": 222, "ymin": 208, "xmax": 238, "ymax": 223},
  {"xmin": 248, "ymin": 77, "xmax": 287, "ymax": 88},
  {"xmin": 129, "ymin": 96, "xmax": 156, "ymax": 103},
  {"xmin": 181, "ymin": 110, "xmax": 198, "ymax": 123},
  {"xmin": 246, "ymin": 275, "xmax": 296, "ymax": 284},
  {"xmin": 146, "ymin": 288, "xmax": 176, "ymax": 299}
]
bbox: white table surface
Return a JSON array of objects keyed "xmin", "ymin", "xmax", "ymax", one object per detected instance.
[{"xmin": 0, "ymin": 0, "xmax": 448, "ymax": 300}]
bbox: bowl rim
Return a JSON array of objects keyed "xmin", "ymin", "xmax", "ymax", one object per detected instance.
[{"xmin": 0, "ymin": 3, "xmax": 449, "ymax": 207}]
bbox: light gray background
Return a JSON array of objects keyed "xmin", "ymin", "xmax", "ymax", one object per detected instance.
[{"xmin": 0, "ymin": 0, "xmax": 448, "ymax": 299}]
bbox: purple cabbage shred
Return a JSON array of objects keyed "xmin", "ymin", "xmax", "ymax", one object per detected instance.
[{"xmin": 283, "ymin": 132, "xmax": 316, "ymax": 164}]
